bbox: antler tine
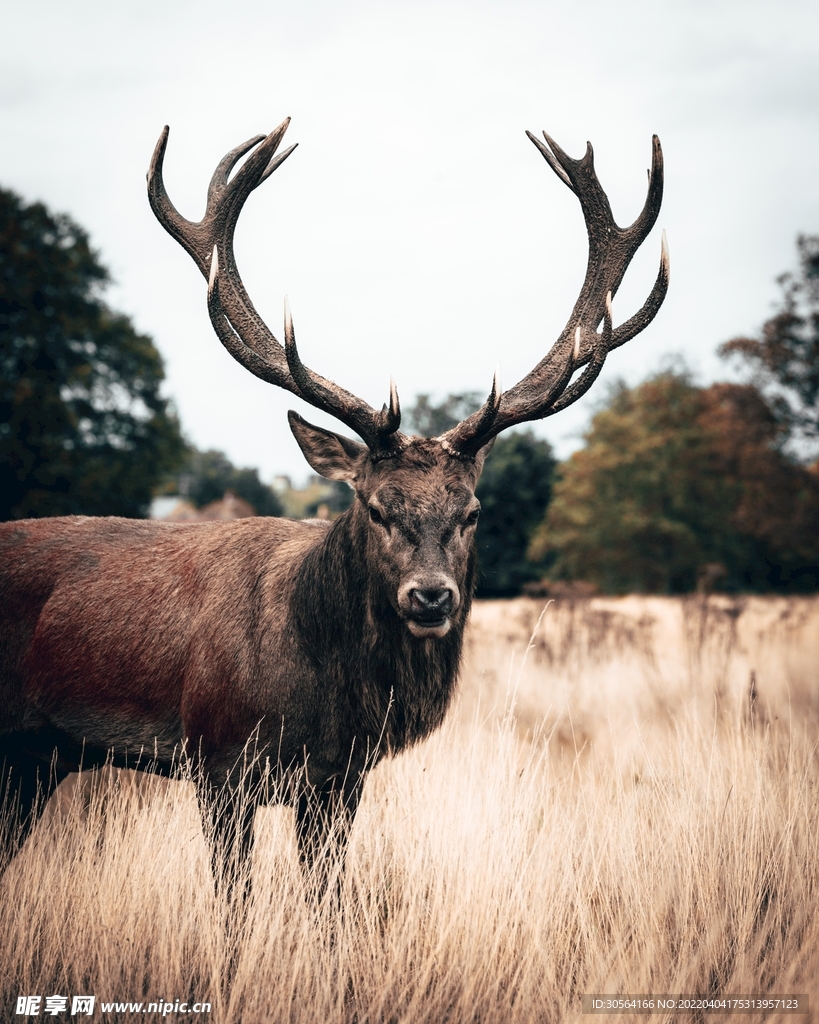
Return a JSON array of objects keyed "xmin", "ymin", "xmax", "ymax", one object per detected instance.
[
  {"xmin": 524, "ymin": 130, "xmax": 573, "ymax": 190},
  {"xmin": 440, "ymin": 131, "xmax": 668, "ymax": 458},
  {"xmin": 260, "ymin": 144, "xmax": 298, "ymax": 184},
  {"xmin": 610, "ymin": 229, "xmax": 670, "ymax": 350},
  {"xmin": 547, "ymin": 291, "xmax": 613, "ymax": 416},
  {"xmin": 283, "ymin": 299, "xmax": 405, "ymax": 450},
  {"xmin": 149, "ymin": 122, "xmax": 405, "ymax": 453},
  {"xmin": 626, "ymin": 133, "xmax": 664, "ymax": 248},
  {"xmin": 375, "ymin": 378, "xmax": 402, "ymax": 435},
  {"xmin": 147, "ymin": 127, "xmax": 194, "ymax": 263},
  {"xmin": 207, "ymin": 134, "xmax": 267, "ymax": 209},
  {"xmin": 438, "ymin": 367, "xmax": 502, "ymax": 459}
]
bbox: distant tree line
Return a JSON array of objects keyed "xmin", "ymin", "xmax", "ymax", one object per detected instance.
[{"xmin": 2, "ymin": 185, "xmax": 817, "ymax": 594}]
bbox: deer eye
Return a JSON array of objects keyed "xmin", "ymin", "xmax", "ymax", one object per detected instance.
[
  {"xmin": 464, "ymin": 507, "xmax": 481, "ymax": 526},
  {"xmin": 368, "ymin": 505, "xmax": 385, "ymax": 526}
]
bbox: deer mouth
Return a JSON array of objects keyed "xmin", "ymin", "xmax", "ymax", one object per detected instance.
[{"xmin": 405, "ymin": 615, "xmax": 452, "ymax": 638}]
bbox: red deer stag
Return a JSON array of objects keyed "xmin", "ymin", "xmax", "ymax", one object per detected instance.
[{"xmin": 0, "ymin": 119, "xmax": 668, "ymax": 898}]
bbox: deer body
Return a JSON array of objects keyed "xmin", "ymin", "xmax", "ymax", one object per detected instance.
[
  {"xmin": 2, "ymin": 515, "xmax": 340, "ymax": 780},
  {"xmin": 1, "ymin": 436, "xmax": 481, "ymax": 888},
  {"xmin": 0, "ymin": 117, "xmax": 668, "ymax": 898}
]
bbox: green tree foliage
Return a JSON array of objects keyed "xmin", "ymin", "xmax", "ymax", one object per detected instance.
[
  {"xmin": 178, "ymin": 449, "xmax": 283, "ymax": 517},
  {"xmin": 405, "ymin": 393, "xmax": 556, "ymax": 596},
  {"xmin": 720, "ymin": 235, "xmax": 819, "ymax": 441},
  {"xmin": 474, "ymin": 431, "xmax": 556, "ymax": 596},
  {"xmin": 0, "ymin": 187, "xmax": 185, "ymax": 520},
  {"xmin": 530, "ymin": 372, "xmax": 819, "ymax": 594},
  {"xmin": 406, "ymin": 392, "xmax": 484, "ymax": 438}
]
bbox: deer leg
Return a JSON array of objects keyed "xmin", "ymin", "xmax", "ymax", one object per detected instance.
[
  {"xmin": 295, "ymin": 776, "xmax": 361, "ymax": 903},
  {"xmin": 196, "ymin": 777, "xmax": 257, "ymax": 915},
  {"xmin": 0, "ymin": 734, "xmax": 69, "ymax": 873}
]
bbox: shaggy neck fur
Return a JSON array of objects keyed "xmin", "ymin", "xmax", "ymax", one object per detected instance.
[{"xmin": 292, "ymin": 501, "xmax": 475, "ymax": 758}]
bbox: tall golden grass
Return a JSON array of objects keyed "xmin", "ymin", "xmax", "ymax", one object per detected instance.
[{"xmin": 2, "ymin": 596, "xmax": 818, "ymax": 1023}]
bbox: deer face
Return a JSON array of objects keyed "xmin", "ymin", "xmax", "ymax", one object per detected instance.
[{"xmin": 289, "ymin": 414, "xmax": 491, "ymax": 638}]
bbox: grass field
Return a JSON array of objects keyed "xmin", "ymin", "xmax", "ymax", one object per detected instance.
[{"xmin": 2, "ymin": 596, "xmax": 818, "ymax": 1023}]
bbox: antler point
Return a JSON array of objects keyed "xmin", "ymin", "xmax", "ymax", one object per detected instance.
[
  {"xmin": 389, "ymin": 377, "xmax": 401, "ymax": 418},
  {"xmin": 208, "ymin": 246, "xmax": 219, "ymax": 294},
  {"xmin": 492, "ymin": 366, "xmax": 502, "ymax": 409}
]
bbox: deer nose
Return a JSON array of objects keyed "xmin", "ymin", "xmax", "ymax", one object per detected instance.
[{"xmin": 409, "ymin": 588, "xmax": 454, "ymax": 619}]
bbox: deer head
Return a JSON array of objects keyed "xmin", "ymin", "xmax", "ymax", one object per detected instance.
[{"xmin": 148, "ymin": 119, "xmax": 668, "ymax": 637}]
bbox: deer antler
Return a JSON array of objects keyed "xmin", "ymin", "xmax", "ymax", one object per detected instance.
[
  {"xmin": 439, "ymin": 132, "xmax": 669, "ymax": 458},
  {"xmin": 147, "ymin": 120, "xmax": 405, "ymax": 453},
  {"xmin": 149, "ymin": 122, "xmax": 667, "ymax": 461}
]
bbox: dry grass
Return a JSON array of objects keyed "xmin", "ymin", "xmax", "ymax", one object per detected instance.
[{"xmin": 2, "ymin": 596, "xmax": 818, "ymax": 1023}]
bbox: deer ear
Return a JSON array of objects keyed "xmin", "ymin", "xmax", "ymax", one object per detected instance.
[{"xmin": 287, "ymin": 411, "xmax": 365, "ymax": 481}]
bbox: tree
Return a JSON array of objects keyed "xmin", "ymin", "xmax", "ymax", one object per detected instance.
[
  {"xmin": 405, "ymin": 392, "xmax": 484, "ymax": 438},
  {"xmin": 696, "ymin": 382, "xmax": 819, "ymax": 589},
  {"xmin": 720, "ymin": 235, "xmax": 819, "ymax": 442},
  {"xmin": 473, "ymin": 431, "xmax": 556, "ymax": 596},
  {"xmin": 529, "ymin": 371, "xmax": 819, "ymax": 594},
  {"xmin": 0, "ymin": 187, "xmax": 185, "ymax": 520},
  {"xmin": 405, "ymin": 393, "xmax": 556, "ymax": 596},
  {"xmin": 177, "ymin": 449, "xmax": 283, "ymax": 517}
]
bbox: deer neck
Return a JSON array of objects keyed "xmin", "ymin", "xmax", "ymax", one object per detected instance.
[{"xmin": 292, "ymin": 507, "xmax": 474, "ymax": 753}]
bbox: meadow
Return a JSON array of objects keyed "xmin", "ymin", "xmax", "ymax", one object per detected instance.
[{"xmin": 1, "ymin": 595, "xmax": 818, "ymax": 1023}]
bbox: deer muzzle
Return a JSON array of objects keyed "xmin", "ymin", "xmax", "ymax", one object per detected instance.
[{"xmin": 398, "ymin": 581, "xmax": 459, "ymax": 638}]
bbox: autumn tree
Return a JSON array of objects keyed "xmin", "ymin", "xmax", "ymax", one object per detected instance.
[
  {"xmin": 0, "ymin": 187, "xmax": 185, "ymax": 519},
  {"xmin": 720, "ymin": 235, "xmax": 819, "ymax": 442},
  {"xmin": 530, "ymin": 372, "xmax": 819, "ymax": 593}
]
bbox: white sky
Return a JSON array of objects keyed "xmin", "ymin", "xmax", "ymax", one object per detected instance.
[{"xmin": 2, "ymin": 0, "xmax": 818, "ymax": 483}]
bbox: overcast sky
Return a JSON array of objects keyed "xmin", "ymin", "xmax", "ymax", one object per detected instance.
[{"xmin": 3, "ymin": 0, "xmax": 818, "ymax": 483}]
